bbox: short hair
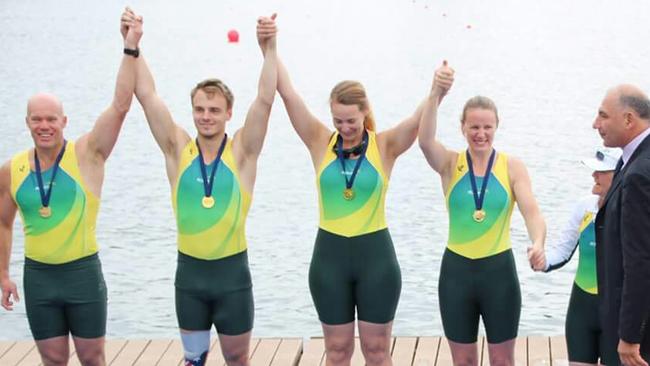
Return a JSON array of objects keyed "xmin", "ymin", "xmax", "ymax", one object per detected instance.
[
  {"xmin": 460, "ymin": 95, "xmax": 499, "ymax": 125},
  {"xmin": 190, "ymin": 79, "xmax": 234, "ymax": 110},
  {"xmin": 619, "ymin": 94, "xmax": 650, "ymax": 120}
]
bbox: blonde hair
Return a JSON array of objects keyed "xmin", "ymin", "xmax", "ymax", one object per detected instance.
[
  {"xmin": 460, "ymin": 95, "xmax": 499, "ymax": 126},
  {"xmin": 191, "ymin": 78, "xmax": 234, "ymax": 110},
  {"xmin": 329, "ymin": 80, "xmax": 376, "ymax": 131}
]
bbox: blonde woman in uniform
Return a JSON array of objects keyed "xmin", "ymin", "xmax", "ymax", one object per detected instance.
[
  {"xmin": 276, "ymin": 57, "xmax": 447, "ymax": 365},
  {"xmin": 418, "ymin": 62, "xmax": 547, "ymax": 366}
]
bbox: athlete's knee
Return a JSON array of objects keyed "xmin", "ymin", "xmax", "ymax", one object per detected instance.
[
  {"xmin": 325, "ymin": 339, "xmax": 354, "ymax": 364},
  {"xmin": 451, "ymin": 354, "xmax": 478, "ymax": 366},
  {"xmin": 222, "ymin": 349, "xmax": 248, "ymax": 366},
  {"xmin": 448, "ymin": 345, "xmax": 478, "ymax": 366},
  {"xmin": 40, "ymin": 352, "xmax": 68, "ymax": 366},
  {"xmin": 360, "ymin": 338, "xmax": 391, "ymax": 365},
  {"xmin": 75, "ymin": 350, "xmax": 105, "ymax": 366},
  {"xmin": 488, "ymin": 353, "xmax": 514, "ymax": 366}
]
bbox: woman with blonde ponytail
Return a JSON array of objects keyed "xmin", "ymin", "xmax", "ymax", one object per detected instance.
[{"xmin": 277, "ymin": 57, "xmax": 443, "ymax": 365}]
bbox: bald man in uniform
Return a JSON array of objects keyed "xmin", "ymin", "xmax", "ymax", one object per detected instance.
[{"xmin": 0, "ymin": 9, "xmax": 142, "ymax": 366}]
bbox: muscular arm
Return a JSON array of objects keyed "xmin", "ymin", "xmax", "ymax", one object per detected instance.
[
  {"xmin": 619, "ymin": 170, "xmax": 650, "ymax": 344},
  {"xmin": 0, "ymin": 162, "xmax": 19, "ymax": 310},
  {"xmin": 82, "ymin": 15, "xmax": 142, "ymax": 162},
  {"xmin": 234, "ymin": 15, "xmax": 278, "ymax": 159},
  {"xmin": 134, "ymin": 55, "xmax": 188, "ymax": 158},
  {"xmin": 277, "ymin": 59, "xmax": 331, "ymax": 157}
]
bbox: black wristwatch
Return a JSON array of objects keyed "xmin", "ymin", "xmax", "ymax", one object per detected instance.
[{"xmin": 123, "ymin": 47, "xmax": 139, "ymax": 58}]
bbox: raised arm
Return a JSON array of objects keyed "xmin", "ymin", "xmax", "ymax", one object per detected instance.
[
  {"xmin": 509, "ymin": 157, "xmax": 547, "ymax": 271},
  {"xmin": 377, "ymin": 100, "xmax": 426, "ymax": 161},
  {"xmin": 277, "ymin": 58, "xmax": 331, "ymax": 154},
  {"xmin": 129, "ymin": 13, "xmax": 187, "ymax": 158},
  {"xmin": 81, "ymin": 7, "xmax": 142, "ymax": 161},
  {"xmin": 418, "ymin": 61, "xmax": 457, "ymax": 176},
  {"xmin": 0, "ymin": 162, "xmax": 19, "ymax": 311},
  {"xmin": 234, "ymin": 14, "xmax": 278, "ymax": 159}
]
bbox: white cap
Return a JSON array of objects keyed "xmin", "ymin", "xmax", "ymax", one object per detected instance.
[{"xmin": 581, "ymin": 147, "xmax": 622, "ymax": 171}]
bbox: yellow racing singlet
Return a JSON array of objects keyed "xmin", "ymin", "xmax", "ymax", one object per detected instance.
[
  {"xmin": 445, "ymin": 150, "xmax": 514, "ymax": 259},
  {"xmin": 172, "ymin": 138, "xmax": 251, "ymax": 260},
  {"xmin": 316, "ymin": 131, "xmax": 388, "ymax": 237},
  {"xmin": 10, "ymin": 141, "xmax": 99, "ymax": 264}
]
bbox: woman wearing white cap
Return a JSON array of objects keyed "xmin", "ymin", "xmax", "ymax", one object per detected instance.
[{"xmin": 543, "ymin": 147, "xmax": 622, "ymax": 365}]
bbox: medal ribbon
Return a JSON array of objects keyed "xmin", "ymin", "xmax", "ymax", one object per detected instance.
[
  {"xmin": 34, "ymin": 140, "xmax": 67, "ymax": 209},
  {"xmin": 466, "ymin": 149, "xmax": 496, "ymax": 213},
  {"xmin": 196, "ymin": 134, "xmax": 228, "ymax": 198},
  {"xmin": 336, "ymin": 131, "xmax": 369, "ymax": 190}
]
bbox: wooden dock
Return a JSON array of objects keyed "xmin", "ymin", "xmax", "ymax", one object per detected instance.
[{"xmin": 0, "ymin": 336, "xmax": 569, "ymax": 365}]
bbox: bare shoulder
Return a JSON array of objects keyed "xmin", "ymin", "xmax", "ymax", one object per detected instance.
[{"xmin": 506, "ymin": 154, "xmax": 527, "ymax": 176}]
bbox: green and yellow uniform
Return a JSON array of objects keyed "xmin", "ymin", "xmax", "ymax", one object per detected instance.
[
  {"xmin": 439, "ymin": 150, "xmax": 520, "ymax": 344},
  {"xmin": 309, "ymin": 131, "xmax": 401, "ymax": 325},
  {"xmin": 173, "ymin": 138, "xmax": 253, "ymax": 335},
  {"xmin": 10, "ymin": 141, "xmax": 107, "ymax": 340}
]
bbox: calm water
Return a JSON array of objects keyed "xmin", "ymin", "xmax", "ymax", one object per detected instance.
[{"xmin": 1, "ymin": 0, "xmax": 650, "ymax": 340}]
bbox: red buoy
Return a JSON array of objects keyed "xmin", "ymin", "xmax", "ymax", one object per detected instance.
[{"xmin": 227, "ymin": 29, "xmax": 239, "ymax": 43}]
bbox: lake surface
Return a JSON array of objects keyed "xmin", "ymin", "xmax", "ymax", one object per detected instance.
[{"xmin": 1, "ymin": 0, "xmax": 649, "ymax": 339}]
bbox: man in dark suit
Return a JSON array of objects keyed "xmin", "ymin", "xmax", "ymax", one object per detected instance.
[{"xmin": 594, "ymin": 84, "xmax": 650, "ymax": 366}]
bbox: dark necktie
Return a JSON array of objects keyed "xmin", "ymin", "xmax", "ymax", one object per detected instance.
[{"xmin": 614, "ymin": 158, "xmax": 624, "ymax": 177}]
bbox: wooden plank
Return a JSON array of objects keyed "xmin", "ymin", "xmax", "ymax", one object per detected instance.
[
  {"xmin": 514, "ymin": 337, "xmax": 527, "ymax": 366},
  {"xmin": 0, "ymin": 340, "xmax": 35, "ymax": 365},
  {"xmin": 412, "ymin": 337, "xmax": 439, "ymax": 366},
  {"xmin": 156, "ymin": 339, "xmax": 184, "ymax": 366},
  {"xmin": 392, "ymin": 337, "xmax": 416, "ymax": 366},
  {"xmin": 250, "ymin": 338, "xmax": 281, "ymax": 366},
  {"xmin": 528, "ymin": 336, "xmax": 550, "ymax": 366},
  {"xmin": 350, "ymin": 337, "xmax": 365, "ymax": 366},
  {"xmin": 205, "ymin": 337, "xmax": 225, "ymax": 366},
  {"xmin": 249, "ymin": 339, "xmax": 261, "ymax": 359},
  {"xmin": 16, "ymin": 341, "xmax": 44, "ymax": 366},
  {"xmin": 110, "ymin": 339, "xmax": 149, "ymax": 365},
  {"xmin": 133, "ymin": 339, "xmax": 171, "ymax": 365},
  {"xmin": 270, "ymin": 338, "xmax": 302, "ymax": 366},
  {"xmin": 298, "ymin": 338, "xmax": 325, "ymax": 366},
  {"xmin": 105, "ymin": 339, "xmax": 129, "ymax": 365},
  {"xmin": 0, "ymin": 336, "xmax": 565, "ymax": 366},
  {"xmin": 0, "ymin": 341, "xmax": 16, "ymax": 359},
  {"xmin": 436, "ymin": 338, "xmax": 454, "ymax": 365},
  {"xmin": 549, "ymin": 336, "xmax": 568, "ymax": 365}
]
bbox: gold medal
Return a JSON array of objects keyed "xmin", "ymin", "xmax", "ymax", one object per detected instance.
[
  {"xmin": 343, "ymin": 188, "xmax": 355, "ymax": 201},
  {"xmin": 472, "ymin": 209, "xmax": 486, "ymax": 223},
  {"xmin": 202, "ymin": 196, "xmax": 215, "ymax": 209},
  {"xmin": 39, "ymin": 206, "xmax": 52, "ymax": 218}
]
